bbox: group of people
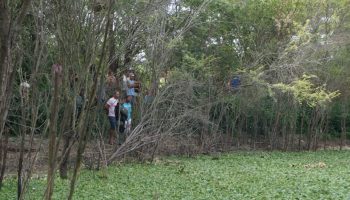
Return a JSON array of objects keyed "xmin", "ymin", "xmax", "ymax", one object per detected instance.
[{"xmin": 104, "ymin": 68, "xmax": 140, "ymax": 145}]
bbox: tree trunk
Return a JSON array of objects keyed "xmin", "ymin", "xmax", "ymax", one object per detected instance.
[
  {"xmin": 0, "ymin": 0, "xmax": 11, "ymax": 140},
  {"xmin": 252, "ymin": 115, "xmax": 258, "ymax": 150},
  {"xmin": 108, "ymin": 13, "xmax": 118, "ymax": 73},
  {"xmin": 0, "ymin": 0, "xmax": 32, "ymax": 141},
  {"xmin": 307, "ymin": 109, "xmax": 316, "ymax": 151},
  {"xmin": 68, "ymin": 1, "xmax": 114, "ymax": 199},
  {"xmin": 45, "ymin": 69, "xmax": 61, "ymax": 200},
  {"xmin": 58, "ymin": 100, "xmax": 74, "ymax": 179},
  {"xmin": 340, "ymin": 105, "xmax": 347, "ymax": 150},
  {"xmin": 59, "ymin": 129, "xmax": 74, "ymax": 179},
  {"xmin": 323, "ymin": 114, "xmax": 329, "ymax": 150},
  {"xmin": 17, "ymin": 96, "xmax": 28, "ymax": 200},
  {"xmin": 299, "ymin": 110, "xmax": 304, "ymax": 151},
  {"xmin": 0, "ymin": 128, "xmax": 9, "ymax": 189},
  {"xmin": 271, "ymin": 112, "xmax": 281, "ymax": 150},
  {"xmin": 282, "ymin": 121, "xmax": 287, "ymax": 151}
]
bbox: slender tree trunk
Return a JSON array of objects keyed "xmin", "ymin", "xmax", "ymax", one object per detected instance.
[
  {"xmin": 244, "ymin": 116, "xmax": 248, "ymax": 146},
  {"xmin": 18, "ymin": 96, "xmax": 28, "ymax": 200},
  {"xmin": 340, "ymin": 105, "xmax": 347, "ymax": 150},
  {"xmin": 271, "ymin": 112, "xmax": 280, "ymax": 150},
  {"xmin": 307, "ymin": 109, "xmax": 316, "ymax": 151},
  {"xmin": 0, "ymin": 128, "xmax": 9, "ymax": 189},
  {"xmin": 45, "ymin": 68, "xmax": 61, "ymax": 200},
  {"xmin": 0, "ymin": 0, "xmax": 32, "ymax": 141},
  {"xmin": 289, "ymin": 106, "xmax": 297, "ymax": 150},
  {"xmin": 0, "ymin": 0, "xmax": 11, "ymax": 141},
  {"xmin": 68, "ymin": 1, "xmax": 114, "ymax": 199},
  {"xmin": 309, "ymin": 108, "xmax": 320, "ymax": 151},
  {"xmin": 323, "ymin": 114, "xmax": 329, "ymax": 150},
  {"xmin": 253, "ymin": 115, "xmax": 258, "ymax": 150},
  {"xmin": 314, "ymin": 111, "xmax": 324, "ymax": 151},
  {"xmin": 57, "ymin": 98, "xmax": 75, "ymax": 179},
  {"xmin": 1, "ymin": 6, "xmax": 33, "ymax": 193},
  {"xmin": 282, "ymin": 120, "xmax": 287, "ymax": 151},
  {"xmin": 299, "ymin": 110, "xmax": 304, "ymax": 151},
  {"xmin": 59, "ymin": 132, "xmax": 73, "ymax": 179},
  {"xmin": 263, "ymin": 119, "xmax": 268, "ymax": 147},
  {"xmin": 108, "ymin": 13, "xmax": 118, "ymax": 73}
]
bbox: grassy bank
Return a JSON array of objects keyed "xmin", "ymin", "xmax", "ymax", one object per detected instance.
[{"xmin": 1, "ymin": 151, "xmax": 350, "ymax": 199}]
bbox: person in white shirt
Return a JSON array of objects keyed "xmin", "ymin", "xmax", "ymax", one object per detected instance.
[
  {"xmin": 104, "ymin": 90, "xmax": 120, "ymax": 144},
  {"xmin": 121, "ymin": 67, "xmax": 133, "ymax": 98}
]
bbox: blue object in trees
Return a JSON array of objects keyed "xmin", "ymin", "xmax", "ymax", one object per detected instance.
[{"xmin": 230, "ymin": 76, "xmax": 241, "ymax": 89}]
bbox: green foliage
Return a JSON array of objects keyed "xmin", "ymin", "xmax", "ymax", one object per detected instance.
[
  {"xmin": 273, "ymin": 74, "xmax": 340, "ymax": 108},
  {"xmin": 180, "ymin": 53, "xmax": 217, "ymax": 80},
  {"xmin": 1, "ymin": 151, "xmax": 350, "ymax": 199}
]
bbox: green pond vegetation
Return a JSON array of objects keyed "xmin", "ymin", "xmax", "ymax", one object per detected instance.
[{"xmin": 1, "ymin": 151, "xmax": 350, "ymax": 200}]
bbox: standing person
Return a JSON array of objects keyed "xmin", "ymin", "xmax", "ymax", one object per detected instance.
[
  {"xmin": 127, "ymin": 73, "xmax": 136, "ymax": 104},
  {"xmin": 122, "ymin": 95, "xmax": 132, "ymax": 134},
  {"xmin": 106, "ymin": 70, "xmax": 117, "ymax": 97},
  {"xmin": 121, "ymin": 67, "xmax": 133, "ymax": 98},
  {"xmin": 105, "ymin": 90, "xmax": 120, "ymax": 144},
  {"xmin": 121, "ymin": 71, "xmax": 128, "ymax": 98},
  {"xmin": 144, "ymin": 89, "xmax": 155, "ymax": 105}
]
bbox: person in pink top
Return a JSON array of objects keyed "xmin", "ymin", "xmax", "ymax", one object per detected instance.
[{"xmin": 104, "ymin": 90, "xmax": 120, "ymax": 144}]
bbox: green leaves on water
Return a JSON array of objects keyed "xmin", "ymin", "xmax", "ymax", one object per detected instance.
[{"xmin": 1, "ymin": 151, "xmax": 350, "ymax": 199}]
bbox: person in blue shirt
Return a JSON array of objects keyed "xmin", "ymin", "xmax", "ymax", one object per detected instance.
[
  {"xmin": 230, "ymin": 76, "xmax": 241, "ymax": 89},
  {"xmin": 122, "ymin": 95, "xmax": 132, "ymax": 134}
]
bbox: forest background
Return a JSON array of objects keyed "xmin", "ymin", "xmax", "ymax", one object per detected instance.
[{"xmin": 0, "ymin": 0, "xmax": 350, "ymax": 199}]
